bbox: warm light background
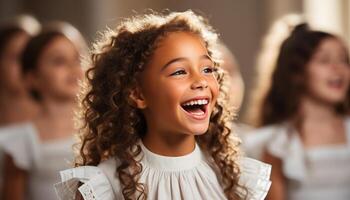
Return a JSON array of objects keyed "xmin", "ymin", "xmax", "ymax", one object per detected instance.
[{"xmin": 1, "ymin": 0, "xmax": 349, "ymax": 120}]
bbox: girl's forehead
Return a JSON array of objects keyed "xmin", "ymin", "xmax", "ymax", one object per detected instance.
[
  {"xmin": 318, "ymin": 38, "xmax": 343, "ymax": 50},
  {"xmin": 154, "ymin": 32, "xmax": 208, "ymax": 56},
  {"xmin": 139, "ymin": 32, "xmax": 212, "ymax": 75},
  {"xmin": 157, "ymin": 31, "xmax": 204, "ymax": 46}
]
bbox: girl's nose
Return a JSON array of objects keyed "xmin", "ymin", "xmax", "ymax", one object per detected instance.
[
  {"xmin": 330, "ymin": 62, "xmax": 347, "ymax": 73},
  {"xmin": 191, "ymin": 74, "xmax": 208, "ymax": 90}
]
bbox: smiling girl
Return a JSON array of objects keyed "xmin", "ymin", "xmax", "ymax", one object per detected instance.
[
  {"xmin": 249, "ymin": 24, "xmax": 350, "ymax": 200},
  {"xmin": 55, "ymin": 11, "xmax": 271, "ymax": 200}
]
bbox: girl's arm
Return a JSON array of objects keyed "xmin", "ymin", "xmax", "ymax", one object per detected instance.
[
  {"xmin": 2, "ymin": 154, "xmax": 28, "ymax": 200},
  {"xmin": 75, "ymin": 182, "xmax": 84, "ymax": 200},
  {"xmin": 263, "ymin": 151, "xmax": 286, "ymax": 200}
]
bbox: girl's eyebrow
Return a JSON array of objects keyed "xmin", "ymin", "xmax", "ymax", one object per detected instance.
[
  {"xmin": 161, "ymin": 57, "xmax": 187, "ymax": 71},
  {"xmin": 161, "ymin": 55, "xmax": 212, "ymax": 71}
]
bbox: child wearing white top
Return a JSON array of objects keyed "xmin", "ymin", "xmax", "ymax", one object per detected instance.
[
  {"xmin": 55, "ymin": 10, "xmax": 271, "ymax": 200},
  {"xmin": 246, "ymin": 23, "xmax": 350, "ymax": 200},
  {"xmin": 0, "ymin": 15, "xmax": 40, "ymax": 197},
  {"xmin": 1, "ymin": 22, "xmax": 86, "ymax": 200}
]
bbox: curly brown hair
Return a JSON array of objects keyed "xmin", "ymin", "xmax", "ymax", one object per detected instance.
[{"xmin": 75, "ymin": 10, "xmax": 244, "ymax": 200}]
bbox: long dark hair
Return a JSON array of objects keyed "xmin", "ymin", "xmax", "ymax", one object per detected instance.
[{"xmin": 258, "ymin": 24, "xmax": 350, "ymax": 126}]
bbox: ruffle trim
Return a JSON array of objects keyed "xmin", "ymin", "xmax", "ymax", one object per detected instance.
[
  {"xmin": 266, "ymin": 125, "xmax": 307, "ymax": 181},
  {"xmin": 54, "ymin": 166, "xmax": 115, "ymax": 200},
  {"xmin": 244, "ymin": 123, "xmax": 307, "ymax": 182},
  {"xmin": 237, "ymin": 157, "xmax": 272, "ymax": 200}
]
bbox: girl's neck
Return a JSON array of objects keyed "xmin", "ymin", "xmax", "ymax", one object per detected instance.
[
  {"xmin": 33, "ymin": 97, "xmax": 77, "ymax": 140},
  {"xmin": 296, "ymin": 96, "xmax": 347, "ymax": 147},
  {"xmin": 296, "ymin": 96, "xmax": 344, "ymax": 135},
  {"xmin": 142, "ymin": 131, "xmax": 196, "ymax": 157},
  {"xmin": 298, "ymin": 96, "xmax": 340, "ymax": 124},
  {"xmin": 37, "ymin": 97, "xmax": 76, "ymax": 122},
  {"xmin": 0, "ymin": 90, "xmax": 38, "ymax": 125}
]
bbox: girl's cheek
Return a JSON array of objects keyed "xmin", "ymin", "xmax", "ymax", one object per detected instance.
[{"xmin": 212, "ymin": 80, "xmax": 220, "ymax": 98}]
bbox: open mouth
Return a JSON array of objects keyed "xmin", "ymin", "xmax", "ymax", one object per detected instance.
[
  {"xmin": 180, "ymin": 98, "xmax": 209, "ymax": 119},
  {"xmin": 327, "ymin": 77, "xmax": 344, "ymax": 89}
]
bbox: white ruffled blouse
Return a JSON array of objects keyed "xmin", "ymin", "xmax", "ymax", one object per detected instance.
[
  {"xmin": 243, "ymin": 118, "xmax": 350, "ymax": 200},
  {"xmin": 55, "ymin": 142, "xmax": 271, "ymax": 200},
  {"xmin": 0, "ymin": 122, "xmax": 75, "ymax": 200}
]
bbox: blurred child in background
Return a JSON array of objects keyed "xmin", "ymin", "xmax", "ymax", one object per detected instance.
[
  {"xmin": 0, "ymin": 14, "xmax": 40, "ymax": 195},
  {"xmin": 1, "ymin": 22, "xmax": 86, "ymax": 200},
  {"xmin": 249, "ymin": 23, "xmax": 350, "ymax": 200}
]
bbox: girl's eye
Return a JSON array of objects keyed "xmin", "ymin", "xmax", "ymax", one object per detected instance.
[
  {"xmin": 202, "ymin": 66, "xmax": 214, "ymax": 74},
  {"xmin": 170, "ymin": 69, "xmax": 186, "ymax": 76}
]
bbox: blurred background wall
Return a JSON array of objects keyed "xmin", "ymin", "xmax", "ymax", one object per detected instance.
[{"xmin": 1, "ymin": 0, "xmax": 349, "ymax": 120}]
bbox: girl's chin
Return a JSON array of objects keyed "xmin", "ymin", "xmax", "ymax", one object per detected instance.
[
  {"xmin": 188, "ymin": 127, "xmax": 210, "ymax": 136},
  {"xmin": 308, "ymin": 90, "xmax": 346, "ymax": 103},
  {"xmin": 193, "ymin": 131, "xmax": 207, "ymax": 136},
  {"xmin": 311, "ymin": 95, "xmax": 346, "ymax": 105},
  {"xmin": 322, "ymin": 93, "xmax": 347, "ymax": 104}
]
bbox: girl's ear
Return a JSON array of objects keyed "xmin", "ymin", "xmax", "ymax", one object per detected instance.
[{"xmin": 129, "ymin": 87, "xmax": 147, "ymax": 109}]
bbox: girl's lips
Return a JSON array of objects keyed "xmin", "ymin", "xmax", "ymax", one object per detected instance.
[
  {"xmin": 327, "ymin": 78, "xmax": 345, "ymax": 90},
  {"xmin": 180, "ymin": 97, "xmax": 210, "ymax": 121},
  {"xmin": 181, "ymin": 104, "xmax": 209, "ymax": 120}
]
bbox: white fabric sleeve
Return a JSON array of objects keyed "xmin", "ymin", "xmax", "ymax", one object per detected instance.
[
  {"xmin": 0, "ymin": 123, "xmax": 40, "ymax": 170},
  {"xmin": 237, "ymin": 157, "xmax": 272, "ymax": 200},
  {"xmin": 244, "ymin": 124, "xmax": 307, "ymax": 182},
  {"xmin": 54, "ymin": 166, "xmax": 115, "ymax": 200}
]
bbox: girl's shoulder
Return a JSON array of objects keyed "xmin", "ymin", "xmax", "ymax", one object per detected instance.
[
  {"xmin": 0, "ymin": 122, "xmax": 40, "ymax": 170},
  {"xmin": 241, "ymin": 123, "xmax": 289, "ymax": 159},
  {"xmin": 244, "ymin": 123, "xmax": 290, "ymax": 151},
  {"xmin": 54, "ymin": 158, "xmax": 120, "ymax": 200}
]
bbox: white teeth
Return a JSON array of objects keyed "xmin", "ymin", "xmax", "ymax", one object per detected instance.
[{"xmin": 182, "ymin": 99, "xmax": 208, "ymax": 106}]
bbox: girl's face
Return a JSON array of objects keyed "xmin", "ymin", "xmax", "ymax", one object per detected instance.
[
  {"xmin": 137, "ymin": 32, "xmax": 219, "ymax": 136},
  {"xmin": 30, "ymin": 36, "xmax": 83, "ymax": 101},
  {"xmin": 0, "ymin": 32, "xmax": 29, "ymax": 92},
  {"xmin": 306, "ymin": 37, "xmax": 350, "ymax": 104}
]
